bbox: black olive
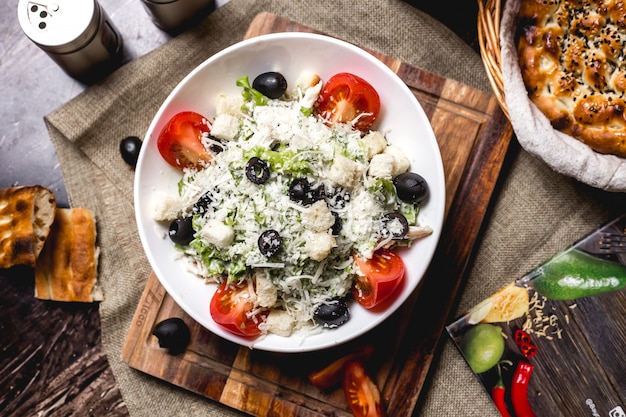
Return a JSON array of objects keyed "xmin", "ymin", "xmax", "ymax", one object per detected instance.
[
  {"xmin": 380, "ymin": 212, "xmax": 409, "ymax": 239},
  {"xmin": 245, "ymin": 157, "xmax": 271, "ymax": 184},
  {"xmin": 303, "ymin": 185, "xmax": 325, "ymax": 206},
  {"xmin": 152, "ymin": 318, "xmax": 191, "ymax": 355},
  {"xmin": 208, "ymin": 135, "xmax": 224, "ymax": 154},
  {"xmin": 258, "ymin": 229, "xmax": 282, "ymax": 257},
  {"xmin": 331, "ymin": 211, "xmax": 343, "ymax": 235},
  {"xmin": 168, "ymin": 217, "xmax": 194, "ymax": 245},
  {"xmin": 270, "ymin": 141, "xmax": 281, "ymax": 151},
  {"xmin": 313, "ymin": 298, "xmax": 350, "ymax": 328},
  {"xmin": 393, "ymin": 172, "xmax": 429, "ymax": 203},
  {"xmin": 252, "ymin": 71, "xmax": 288, "ymax": 99},
  {"xmin": 119, "ymin": 136, "xmax": 142, "ymax": 167},
  {"xmin": 289, "ymin": 178, "xmax": 310, "ymax": 202},
  {"xmin": 289, "ymin": 178, "xmax": 324, "ymax": 205},
  {"xmin": 325, "ymin": 188, "xmax": 351, "ymax": 209},
  {"xmin": 193, "ymin": 191, "xmax": 212, "ymax": 215}
]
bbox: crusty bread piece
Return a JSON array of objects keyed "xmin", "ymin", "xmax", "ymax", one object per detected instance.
[
  {"xmin": 0, "ymin": 186, "xmax": 56, "ymax": 269},
  {"xmin": 35, "ymin": 207, "xmax": 103, "ymax": 302}
]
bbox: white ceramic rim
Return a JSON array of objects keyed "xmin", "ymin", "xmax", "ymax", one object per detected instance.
[{"xmin": 134, "ymin": 32, "xmax": 446, "ymax": 353}]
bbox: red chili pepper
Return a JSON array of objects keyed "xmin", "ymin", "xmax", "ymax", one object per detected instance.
[
  {"xmin": 514, "ymin": 329, "xmax": 538, "ymax": 359},
  {"xmin": 514, "ymin": 329, "xmax": 531, "ymax": 345},
  {"xmin": 519, "ymin": 342, "xmax": 538, "ymax": 359},
  {"xmin": 491, "ymin": 364, "xmax": 512, "ymax": 417},
  {"xmin": 511, "ymin": 361, "xmax": 537, "ymax": 417}
]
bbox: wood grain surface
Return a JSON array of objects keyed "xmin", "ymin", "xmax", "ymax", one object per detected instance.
[
  {"xmin": 0, "ymin": 267, "xmax": 128, "ymax": 417},
  {"xmin": 526, "ymin": 291, "xmax": 626, "ymax": 416},
  {"xmin": 122, "ymin": 12, "xmax": 514, "ymax": 417}
]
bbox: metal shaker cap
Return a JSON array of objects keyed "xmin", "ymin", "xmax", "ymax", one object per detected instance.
[{"xmin": 17, "ymin": 0, "xmax": 100, "ymax": 54}]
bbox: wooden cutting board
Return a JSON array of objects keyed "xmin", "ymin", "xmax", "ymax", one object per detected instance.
[{"xmin": 122, "ymin": 12, "xmax": 514, "ymax": 416}]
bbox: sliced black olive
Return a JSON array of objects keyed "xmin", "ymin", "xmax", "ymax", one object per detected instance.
[
  {"xmin": 303, "ymin": 185, "xmax": 325, "ymax": 206},
  {"xmin": 289, "ymin": 177, "xmax": 310, "ymax": 202},
  {"xmin": 325, "ymin": 187, "xmax": 351, "ymax": 209},
  {"xmin": 289, "ymin": 178, "xmax": 324, "ymax": 206},
  {"xmin": 119, "ymin": 136, "xmax": 142, "ymax": 167},
  {"xmin": 245, "ymin": 157, "xmax": 271, "ymax": 184},
  {"xmin": 207, "ymin": 135, "xmax": 224, "ymax": 154},
  {"xmin": 270, "ymin": 141, "xmax": 281, "ymax": 151},
  {"xmin": 330, "ymin": 211, "xmax": 343, "ymax": 235},
  {"xmin": 193, "ymin": 191, "xmax": 212, "ymax": 215},
  {"xmin": 258, "ymin": 229, "xmax": 282, "ymax": 257},
  {"xmin": 313, "ymin": 298, "xmax": 350, "ymax": 328},
  {"xmin": 152, "ymin": 317, "xmax": 191, "ymax": 355},
  {"xmin": 393, "ymin": 172, "xmax": 429, "ymax": 203},
  {"xmin": 252, "ymin": 71, "xmax": 288, "ymax": 99},
  {"xmin": 168, "ymin": 217, "xmax": 194, "ymax": 245},
  {"xmin": 380, "ymin": 212, "xmax": 409, "ymax": 239}
]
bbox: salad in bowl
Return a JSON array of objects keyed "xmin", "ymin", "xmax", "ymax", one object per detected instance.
[{"xmin": 134, "ymin": 33, "xmax": 445, "ymax": 352}]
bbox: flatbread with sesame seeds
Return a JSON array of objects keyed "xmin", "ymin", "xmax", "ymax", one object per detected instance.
[{"xmin": 517, "ymin": 0, "xmax": 626, "ymax": 157}]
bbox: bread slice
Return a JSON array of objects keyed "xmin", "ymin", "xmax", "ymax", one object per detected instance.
[
  {"xmin": 35, "ymin": 207, "xmax": 103, "ymax": 302},
  {"xmin": 0, "ymin": 186, "xmax": 56, "ymax": 269}
]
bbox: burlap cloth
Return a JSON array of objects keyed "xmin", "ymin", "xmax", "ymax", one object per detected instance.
[{"xmin": 44, "ymin": 0, "xmax": 626, "ymax": 416}]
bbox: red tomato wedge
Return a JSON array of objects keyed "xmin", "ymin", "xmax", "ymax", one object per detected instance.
[
  {"xmin": 353, "ymin": 249, "xmax": 405, "ymax": 309},
  {"xmin": 316, "ymin": 72, "xmax": 381, "ymax": 132},
  {"xmin": 209, "ymin": 280, "xmax": 266, "ymax": 337},
  {"xmin": 157, "ymin": 111, "xmax": 212, "ymax": 170},
  {"xmin": 343, "ymin": 361, "xmax": 386, "ymax": 417},
  {"xmin": 308, "ymin": 345, "xmax": 375, "ymax": 390}
]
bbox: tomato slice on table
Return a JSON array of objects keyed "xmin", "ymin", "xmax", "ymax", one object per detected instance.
[
  {"xmin": 157, "ymin": 111, "xmax": 212, "ymax": 170},
  {"xmin": 209, "ymin": 280, "xmax": 266, "ymax": 337},
  {"xmin": 308, "ymin": 345, "xmax": 375, "ymax": 390},
  {"xmin": 316, "ymin": 72, "xmax": 381, "ymax": 132},
  {"xmin": 343, "ymin": 361, "xmax": 386, "ymax": 417},
  {"xmin": 353, "ymin": 248, "xmax": 405, "ymax": 309}
]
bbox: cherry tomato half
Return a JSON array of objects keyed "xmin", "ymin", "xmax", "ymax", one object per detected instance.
[
  {"xmin": 343, "ymin": 361, "xmax": 386, "ymax": 417},
  {"xmin": 353, "ymin": 248, "xmax": 405, "ymax": 309},
  {"xmin": 316, "ymin": 72, "xmax": 381, "ymax": 132},
  {"xmin": 209, "ymin": 280, "xmax": 266, "ymax": 337},
  {"xmin": 157, "ymin": 111, "xmax": 212, "ymax": 170}
]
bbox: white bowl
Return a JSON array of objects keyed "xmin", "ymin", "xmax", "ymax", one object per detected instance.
[{"xmin": 134, "ymin": 32, "xmax": 445, "ymax": 353}]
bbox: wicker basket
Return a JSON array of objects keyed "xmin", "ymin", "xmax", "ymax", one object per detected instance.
[{"xmin": 477, "ymin": 0, "xmax": 510, "ymax": 119}]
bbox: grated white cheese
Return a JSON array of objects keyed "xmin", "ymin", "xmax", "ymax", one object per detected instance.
[{"xmin": 157, "ymin": 73, "xmax": 432, "ymax": 336}]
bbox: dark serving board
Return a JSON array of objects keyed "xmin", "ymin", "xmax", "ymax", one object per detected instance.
[{"xmin": 122, "ymin": 12, "xmax": 514, "ymax": 416}]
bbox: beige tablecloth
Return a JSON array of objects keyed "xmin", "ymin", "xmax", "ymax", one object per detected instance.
[{"xmin": 44, "ymin": 0, "xmax": 626, "ymax": 416}]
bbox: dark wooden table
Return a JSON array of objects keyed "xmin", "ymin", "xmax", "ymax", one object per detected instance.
[{"xmin": 0, "ymin": 1, "xmax": 478, "ymax": 415}]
